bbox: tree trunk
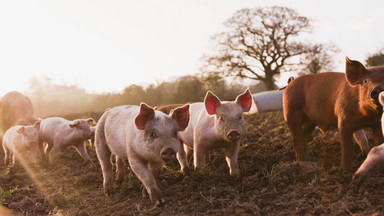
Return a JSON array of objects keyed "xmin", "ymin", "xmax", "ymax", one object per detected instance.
[{"xmin": 263, "ymin": 73, "xmax": 276, "ymax": 90}]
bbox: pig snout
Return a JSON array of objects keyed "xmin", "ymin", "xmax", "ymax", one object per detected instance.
[
  {"xmin": 161, "ymin": 148, "xmax": 176, "ymax": 162},
  {"xmin": 227, "ymin": 130, "xmax": 241, "ymax": 142},
  {"xmin": 370, "ymin": 87, "xmax": 384, "ymax": 101}
]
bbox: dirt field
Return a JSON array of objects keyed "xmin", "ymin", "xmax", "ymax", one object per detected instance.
[{"xmin": 1, "ymin": 111, "xmax": 384, "ymax": 215}]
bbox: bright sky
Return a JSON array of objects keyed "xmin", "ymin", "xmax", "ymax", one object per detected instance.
[{"xmin": 1, "ymin": 0, "xmax": 383, "ymax": 96}]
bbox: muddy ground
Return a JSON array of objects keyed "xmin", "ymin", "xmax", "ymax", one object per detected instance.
[{"xmin": 1, "ymin": 111, "xmax": 384, "ymax": 215}]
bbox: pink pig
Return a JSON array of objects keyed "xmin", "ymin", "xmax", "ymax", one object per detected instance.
[
  {"xmin": 39, "ymin": 117, "xmax": 96, "ymax": 163},
  {"xmin": 352, "ymin": 91, "xmax": 384, "ymax": 184},
  {"xmin": 2, "ymin": 121, "xmax": 41, "ymax": 165},
  {"xmin": 95, "ymin": 103, "xmax": 189, "ymax": 205},
  {"xmin": 177, "ymin": 89, "xmax": 253, "ymax": 176}
]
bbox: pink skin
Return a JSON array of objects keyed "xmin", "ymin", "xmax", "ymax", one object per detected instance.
[
  {"xmin": 177, "ymin": 89, "xmax": 253, "ymax": 176},
  {"xmin": 352, "ymin": 92, "xmax": 384, "ymax": 184},
  {"xmin": 39, "ymin": 117, "xmax": 95, "ymax": 163},
  {"xmin": 95, "ymin": 103, "xmax": 189, "ymax": 205},
  {"xmin": 2, "ymin": 121, "xmax": 41, "ymax": 165}
]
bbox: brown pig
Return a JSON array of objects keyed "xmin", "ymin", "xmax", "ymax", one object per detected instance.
[
  {"xmin": 177, "ymin": 89, "xmax": 253, "ymax": 176},
  {"xmin": 283, "ymin": 57, "xmax": 384, "ymax": 173},
  {"xmin": 2, "ymin": 121, "xmax": 41, "ymax": 165},
  {"xmin": 0, "ymin": 91, "xmax": 39, "ymax": 138},
  {"xmin": 39, "ymin": 117, "xmax": 96, "ymax": 163},
  {"xmin": 155, "ymin": 104, "xmax": 185, "ymax": 115},
  {"xmin": 95, "ymin": 103, "xmax": 189, "ymax": 205},
  {"xmin": 352, "ymin": 91, "xmax": 384, "ymax": 184}
]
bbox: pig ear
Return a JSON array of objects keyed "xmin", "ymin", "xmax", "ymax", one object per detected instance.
[
  {"xmin": 170, "ymin": 104, "xmax": 190, "ymax": 131},
  {"xmin": 87, "ymin": 118, "xmax": 96, "ymax": 125},
  {"xmin": 16, "ymin": 127, "xmax": 25, "ymax": 134},
  {"xmin": 34, "ymin": 120, "xmax": 41, "ymax": 131},
  {"xmin": 69, "ymin": 120, "xmax": 80, "ymax": 128},
  {"xmin": 205, "ymin": 91, "xmax": 221, "ymax": 115},
  {"xmin": 345, "ymin": 57, "xmax": 368, "ymax": 85},
  {"xmin": 379, "ymin": 92, "xmax": 384, "ymax": 107},
  {"xmin": 235, "ymin": 89, "xmax": 253, "ymax": 112},
  {"xmin": 135, "ymin": 103, "xmax": 155, "ymax": 130}
]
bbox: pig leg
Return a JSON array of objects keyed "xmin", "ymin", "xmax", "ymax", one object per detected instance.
[
  {"xmin": 372, "ymin": 126, "xmax": 384, "ymax": 146},
  {"xmin": 128, "ymin": 157, "xmax": 164, "ymax": 204},
  {"xmin": 96, "ymin": 144, "xmax": 113, "ymax": 195},
  {"xmin": 225, "ymin": 142, "xmax": 240, "ymax": 176},
  {"xmin": 176, "ymin": 142, "xmax": 190, "ymax": 175},
  {"xmin": 115, "ymin": 156, "xmax": 125, "ymax": 184},
  {"xmin": 339, "ymin": 123, "xmax": 355, "ymax": 172},
  {"xmin": 193, "ymin": 143, "xmax": 207, "ymax": 170},
  {"xmin": 353, "ymin": 130, "xmax": 369, "ymax": 155},
  {"xmin": 352, "ymin": 144, "xmax": 384, "ymax": 184},
  {"xmin": 48, "ymin": 146, "xmax": 62, "ymax": 163},
  {"xmin": 302, "ymin": 118, "xmax": 315, "ymax": 142},
  {"xmin": 286, "ymin": 111, "xmax": 309, "ymax": 161},
  {"xmin": 3, "ymin": 142, "xmax": 10, "ymax": 165},
  {"xmin": 30, "ymin": 146, "xmax": 41, "ymax": 164},
  {"xmin": 74, "ymin": 142, "xmax": 90, "ymax": 161}
]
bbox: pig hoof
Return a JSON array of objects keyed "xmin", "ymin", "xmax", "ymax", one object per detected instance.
[
  {"xmin": 149, "ymin": 188, "xmax": 163, "ymax": 205},
  {"xmin": 351, "ymin": 173, "xmax": 365, "ymax": 186},
  {"xmin": 182, "ymin": 167, "xmax": 191, "ymax": 176}
]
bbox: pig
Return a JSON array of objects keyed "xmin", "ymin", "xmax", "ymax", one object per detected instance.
[
  {"xmin": 39, "ymin": 117, "xmax": 96, "ymax": 163},
  {"xmin": 95, "ymin": 103, "xmax": 190, "ymax": 205},
  {"xmin": 0, "ymin": 91, "xmax": 39, "ymax": 138},
  {"xmin": 177, "ymin": 89, "xmax": 253, "ymax": 176},
  {"xmin": 155, "ymin": 104, "xmax": 185, "ymax": 115},
  {"xmin": 88, "ymin": 126, "xmax": 96, "ymax": 149},
  {"xmin": 2, "ymin": 121, "xmax": 41, "ymax": 165},
  {"xmin": 283, "ymin": 57, "xmax": 384, "ymax": 174},
  {"xmin": 352, "ymin": 91, "xmax": 384, "ymax": 184}
]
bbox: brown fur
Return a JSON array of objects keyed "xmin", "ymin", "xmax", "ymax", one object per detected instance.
[
  {"xmin": 283, "ymin": 58, "xmax": 384, "ymax": 172},
  {"xmin": 155, "ymin": 104, "xmax": 185, "ymax": 115},
  {"xmin": 0, "ymin": 91, "xmax": 38, "ymax": 138}
]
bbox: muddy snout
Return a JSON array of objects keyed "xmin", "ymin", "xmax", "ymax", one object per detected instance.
[
  {"xmin": 370, "ymin": 87, "xmax": 384, "ymax": 102},
  {"xmin": 160, "ymin": 147, "xmax": 176, "ymax": 162},
  {"xmin": 227, "ymin": 130, "xmax": 241, "ymax": 142}
]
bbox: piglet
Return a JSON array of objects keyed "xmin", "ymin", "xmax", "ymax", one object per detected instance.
[
  {"xmin": 95, "ymin": 103, "xmax": 189, "ymax": 205},
  {"xmin": 2, "ymin": 121, "xmax": 41, "ymax": 165},
  {"xmin": 352, "ymin": 91, "xmax": 384, "ymax": 184},
  {"xmin": 39, "ymin": 117, "xmax": 95, "ymax": 163},
  {"xmin": 177, "ymin": 89, "xmax": 253, "ymax": 176}
]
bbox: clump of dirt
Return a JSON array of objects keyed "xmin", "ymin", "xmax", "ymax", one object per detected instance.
[{"xmin": 1, "ymin": 111, "xmax": 384, "ymax": 215}]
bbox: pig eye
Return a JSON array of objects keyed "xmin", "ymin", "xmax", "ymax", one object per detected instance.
[
  {"xmin": 173, "ymin": 130, "xmax": 178, "ymax": 138},
  {"xmin": 219, "ymin": 116, "xmax": 225, "ymax": 122},
  {"xmin": 363, "ymin": 79, "xmax": 368, "ymax": 84},
  {"xmin": 238, "ymin": 115, "xmax": 242, "ymax": 120},
  {"xmin": 150, "ymin": 132, "xmax": 157, "ymax": 139}
]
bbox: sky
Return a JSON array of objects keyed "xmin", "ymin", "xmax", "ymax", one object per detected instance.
[{"xmin": 0, "ymin": 0, "xmax": 383, "ymax": 96}]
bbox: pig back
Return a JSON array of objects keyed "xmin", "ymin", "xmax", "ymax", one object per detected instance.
[
  {"xmin": 39, "ymin": 117, "xmax": 71, "ymax": 144},
  {"xmin": 178, "ymin": 103, "xmax": 215, "ymax": 147},
  {"xmin": 0, "ymin": 91, "xmax": 37, "ymax": 136},
  {"xmin": 283, "ymin": 72, "xmax": 355, "ymax": 131},
  {"xmin": 101, "ymin": 105, "xmax": 139, "ymax": 159}
]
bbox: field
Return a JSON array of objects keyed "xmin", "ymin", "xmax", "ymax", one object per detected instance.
[{"xmin": 1, "ymin": 111, "xmax": 384, "ymax": 215}]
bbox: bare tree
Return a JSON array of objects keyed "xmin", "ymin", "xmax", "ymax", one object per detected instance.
[
  {"xmin": 202, "ymin": 6, "xmax": 335, "ymax": 90},
  {"xmin": 301, "ymin": 43, "xmax": 340, "ymax": 74}
]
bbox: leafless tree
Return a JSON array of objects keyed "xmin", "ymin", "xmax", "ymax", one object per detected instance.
[{"xmin": 202, "ymin": 6, "xmax": 336, "ymax": 90}]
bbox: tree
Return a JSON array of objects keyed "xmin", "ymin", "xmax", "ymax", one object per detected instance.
[
  {"xmin": 202, "ymin": 6, "xmax": 334, "ymax": 90},
  {"xmin": 366, "ymin": 50, "xmax": 384, "ymax": 67},
  {"xmin": 301, "ymin": 43, "xmax": 340, "ymax": 74}
]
